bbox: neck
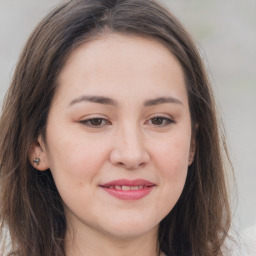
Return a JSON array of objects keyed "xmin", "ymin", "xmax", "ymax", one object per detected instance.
[{"xmin": 65, "ymin": 222, "xmax": 161, "ymax": 256}]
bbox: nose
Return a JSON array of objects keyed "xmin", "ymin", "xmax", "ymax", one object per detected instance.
[{"xmin": 109, "ymin": 124, "xmax": 150, "ymax": 169}]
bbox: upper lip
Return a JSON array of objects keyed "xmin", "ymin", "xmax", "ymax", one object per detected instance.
[{"xmin": 100, "ymin": 179, "xmax": 155, "ymax": 187}]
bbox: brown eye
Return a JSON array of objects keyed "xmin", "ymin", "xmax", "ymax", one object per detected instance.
[
  {"xmin": 80, "ymin": 118, "xmax": 111, "ymax": 128},
  {"xmin": 151, "ymin": 117, "xmax": 165, "ymax": 125},
  {"xmin": 90, "ymin": 118, "xmax": 103, "ymax": 126},
  {"xmin": 149, "ymin": 116, "xmax": 174, "ymax": 126}
]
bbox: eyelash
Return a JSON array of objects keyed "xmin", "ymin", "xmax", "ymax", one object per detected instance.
[
  {"xmin": 79, "ymin": 116, "xmax": 174, "ymax": 128},
  {"xmin": 79, "ymin": 117, "xmax": 111, "ymax": 128},
  {"xmin": 146, "ymin": 116, "xmax": 175, "ymax": 127}
]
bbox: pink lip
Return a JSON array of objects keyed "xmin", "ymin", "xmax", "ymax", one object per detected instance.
[{"xmin": 100, "ymin": 179, "xmax": 155, "ymax": 200}]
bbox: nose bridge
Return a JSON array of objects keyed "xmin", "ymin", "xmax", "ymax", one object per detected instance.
[
  {"xmin": 110, "ymin": 120, "xmax": 149, "ymax": 169},
  {"xmin": 121, "ymin": 122, "xmax": 142, "ymax": 152}
]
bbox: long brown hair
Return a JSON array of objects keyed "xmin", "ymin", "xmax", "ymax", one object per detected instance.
[{"xmin": 0, "ymin": 0, "xmax": 232, "ymax": 255}]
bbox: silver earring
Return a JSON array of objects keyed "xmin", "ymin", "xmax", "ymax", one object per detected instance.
[{"xmin": 33, "ymin": 158, "xmax": 40, "ymax": 166}]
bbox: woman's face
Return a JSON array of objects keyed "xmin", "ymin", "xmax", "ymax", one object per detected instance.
[{"xmin": 34, "ymin": 34, "xmax": 194, "ymax": 240}]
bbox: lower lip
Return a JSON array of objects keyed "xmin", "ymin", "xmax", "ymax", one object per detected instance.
[{"xmin": 101, "ymin": 186, "xmax": 154, "ymax": 200}]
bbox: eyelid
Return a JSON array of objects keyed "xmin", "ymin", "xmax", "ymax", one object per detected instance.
[
  {"xmin": 79, "ymin": 115, "xmax": 112, "ymax": 128},
  {"xmin": 145, "ymin": 114, "xmax": 175, "ymax": 127}
]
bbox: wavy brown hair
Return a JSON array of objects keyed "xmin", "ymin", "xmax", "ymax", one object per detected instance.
[{"xmin": 0, "ymin": 0, "xmax": 232, "ymax": 255}]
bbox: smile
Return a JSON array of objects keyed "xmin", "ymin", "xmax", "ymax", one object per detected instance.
[
  {"xmin": 100, "ymin": 179, "xmax": 155, "ymax": 200},
  {"xmin": 107, "ymin": 185, "xmax": 148, "ymax": 190}
]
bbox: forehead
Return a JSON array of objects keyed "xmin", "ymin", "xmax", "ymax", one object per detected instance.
[
  {"xmin": 55, "ymin": 33, "xmax": 187, "ymax": 106},
  {"xmin": 60, "ymin": 33, "xmax": 183, "ymax": 75}
]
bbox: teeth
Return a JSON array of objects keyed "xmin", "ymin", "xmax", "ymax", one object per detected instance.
[{"xmin": 108, "ymin": 185, "xmax": 147, "ymax": 190}]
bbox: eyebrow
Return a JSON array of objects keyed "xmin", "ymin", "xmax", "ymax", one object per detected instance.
[
  {"xmin": 69, "ymin": 95, "xmax": 118, "ymax": 107},
  {"xmin": 144, "ymin": 96, "xmax": 183, "ymax": 106},
  {"xmin": 69, "ymin": 95, "xmax": 182, "ymax": 107}
]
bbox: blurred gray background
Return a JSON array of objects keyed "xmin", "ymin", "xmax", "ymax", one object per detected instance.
[{"xmin": 0, "ymin": 0, "xmax": 255, "ymax": 232}]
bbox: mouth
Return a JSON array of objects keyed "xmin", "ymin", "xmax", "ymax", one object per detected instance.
[
  {"xmin": 99, "ymin": 179, "xmax": 156, "ymax": 200},
  {"xmin": 103, "ymin": 185, "xmax": 152, "ymax": 190}
]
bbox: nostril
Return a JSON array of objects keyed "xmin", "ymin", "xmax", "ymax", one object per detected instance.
[
  {"xmin": 109, "ymin": 146, "xmax": 150, "ymax": 169},
  {"xmin": 116, "ymin": 161, "xmax": 146, "ymax": 169}
]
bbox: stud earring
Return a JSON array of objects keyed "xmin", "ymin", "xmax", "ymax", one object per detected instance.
[{"xmin": 33, "ymin": 158, "xmax": 40, "ymax": 166}]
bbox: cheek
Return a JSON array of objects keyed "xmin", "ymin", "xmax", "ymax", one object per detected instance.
[
  {"xmin": 154, "ymin": 147, "xmax": 189, "ymax": 216},
  {"xmin": 46, "ymin": 129, "xmax": 109, "ymax": 184},
  {"xmin": 151, "ymin": 134, "xmax": 190, "ymax": 204},
  {"xmin": 153, "ymin": 134, "xmax": 191, "ymax": 175},
  {"xmin": 46, "ymin": 138, "xmax": 108, "ymax": 211}
]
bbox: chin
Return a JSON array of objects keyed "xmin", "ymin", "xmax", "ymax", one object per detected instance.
[{"xmin": 98, "ymin": 217, "xmax": 159, "ymax": 239}]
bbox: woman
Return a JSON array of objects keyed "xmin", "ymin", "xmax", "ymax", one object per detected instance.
[{"xmin": 0, "ymin": 0, "xmax": 232, "ymax": 255}]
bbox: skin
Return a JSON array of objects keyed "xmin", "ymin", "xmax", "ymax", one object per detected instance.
[{"xmin": 31, "ymin": 33, "xmax": 195, "ymax": 256}]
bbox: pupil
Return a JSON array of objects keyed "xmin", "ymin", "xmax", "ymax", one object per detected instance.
[
  {"xmin": 152, "ymin": 117, "xmax": 163, "ymax": 125},
  {"xmin": 91, "ymin": 118, "xmax": 102, "ymax": 125}
]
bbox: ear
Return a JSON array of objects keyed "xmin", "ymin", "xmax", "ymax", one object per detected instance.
[
  {"xmin": 29, "ymin": 135, "xmax": 50, "ymax": 171},
  {"xmin": 188, "ymin": 124, "xmax": 198, "ymax": 166},
  {"xmin": 188, "ymin": 138, "xmax": 196, "ymax": 166}
]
